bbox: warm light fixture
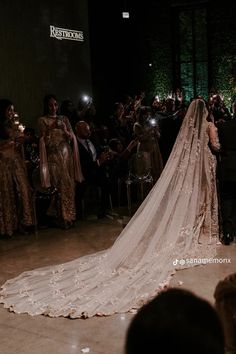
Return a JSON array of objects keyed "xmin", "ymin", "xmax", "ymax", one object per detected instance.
[{"xmin": 122, "ymin": 12, "xmax": 130, "ymax": 18}]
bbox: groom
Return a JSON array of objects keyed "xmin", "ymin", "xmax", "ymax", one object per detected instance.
[{"xmin": 217, "ymin": 118, "xmax": 236, "ymax": 245}]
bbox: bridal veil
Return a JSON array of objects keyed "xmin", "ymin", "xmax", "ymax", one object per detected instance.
[{"xmin": 0, "ymin": 99, "xmax": 219, "ymax": 318}]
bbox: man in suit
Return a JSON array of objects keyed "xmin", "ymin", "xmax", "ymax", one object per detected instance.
[
  {"xmin": 75, "ymin": 120, "xmax": 111, "ymax": 219},
  {"xmin": 218, "ymin": 119, "xmax": 236, "ymax": 245}
]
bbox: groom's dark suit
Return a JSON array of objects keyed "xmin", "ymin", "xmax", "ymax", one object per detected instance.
[{"xmin": 218, "ymin": 119, "xmax": 236, "ymax": 244}]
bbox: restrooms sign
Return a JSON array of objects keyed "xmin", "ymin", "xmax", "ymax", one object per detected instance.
[{"xmin": 50, "ymin": 25, "xmax": 84, "ymax": 42}]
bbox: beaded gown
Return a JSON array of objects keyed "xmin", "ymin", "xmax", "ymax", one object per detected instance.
[
  {"xmin": 0, "ymin": 123, "xmax": 33, "ymax": 236},
  {"xmin": 38, "ymin": 115, "xmax": 83, "ymax": 225}
]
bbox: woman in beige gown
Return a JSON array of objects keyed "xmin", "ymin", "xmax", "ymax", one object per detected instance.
[
  {"xmin": 38, "ymin": 94, "xmax": 83, "ymax": 228},
  {"xmin": 0, "ymin": 99, "xmax": 220, "ymax": 317},
  {"xmin": 0, "ymin": 99, "xmax": 34, "ymax": 236}
]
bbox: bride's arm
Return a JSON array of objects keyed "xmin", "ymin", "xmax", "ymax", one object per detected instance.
[{"xmin": 208, "ymin": 122, "xmax": 220, "ymax": 152}]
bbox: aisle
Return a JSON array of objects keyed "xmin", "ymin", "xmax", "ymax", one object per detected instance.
[{"xmin": 0, "ymin": 218, "xmax": 235, "ymax": 354}]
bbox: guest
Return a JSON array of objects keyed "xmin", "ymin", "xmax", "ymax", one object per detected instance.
[
  {"xmin": 108, "ymin": 138, "xmax": 138, "ymax": 205},
  {"xmin": 75, "ymin": 120, "xmax": 112, "ymax": 219},
  {"xmin": 209, "ymin": 94, "xmax": 231, "ymax": 125},
  {"xmin": 23, "ymin": 127, "xmax": 39, "ymax": 184},
  {"xmin": 23, "ymin": 127, "xmax": 39, "ymax": 159},
  {"xmin": 125, "ymin": 288, "xmax": 225, "ymax": 354},
  {"xmin": 38, "ymin": 94, "xmax": 83, "ymax": 229},
  {"xmin": 121, "ymin": 94, "xmax": 134, "ymax": 121},
  {"xmin": 0, "ymin": 99, "xmax": 34, "ymax": 236},
  {"xmin": 218, "ymin": 117, "xmax": 236, "ymax": 244},
  {"xmin": 106, "ymin": 102, "xmax": 133, "ymax": 146},
  {"xmin": 150, "ymin": 95, "xmax": 163, "ymax": 116},
  {"xmin": 214, "ymin": 272, "xmax": 236, "ymax": 354},
  {"xmin": 77, "ymin": 95, "xmax": 97, "ymax": 126},
  {"xmin": 133, "ymin": 106, "xmax": 163, "ymax": 182},
  {"xmin": 231, "ymin": 97, "xmax": 236, "ymax": 119},
  {"xmin": 158, "ymin": 98, "xmax": 183, "ymax": 165},
  {"xmin": 132, "ymin": 90, "xmax": 146, "ymax": 112}
]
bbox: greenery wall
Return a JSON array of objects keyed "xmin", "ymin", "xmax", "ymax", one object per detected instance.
[
  {"xmin": 209, "ymin": 1, "xmax": 236, "ymax": 103},
  {"xmin": 89, "ymin": 0, "xmax": 236, "ymax": 114}
]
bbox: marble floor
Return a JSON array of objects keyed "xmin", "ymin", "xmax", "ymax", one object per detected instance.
[{"xmin": 0, "ymin": 213, "xmax": 235, "ymax": 354}]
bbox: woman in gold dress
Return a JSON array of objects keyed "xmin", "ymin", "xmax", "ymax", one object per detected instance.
[
  {"xmin": 38, "ymin": 94, "xmax": 83, "ymax": 228},
  {"xmin": 0, "ymin": 99, "xmax": 34, "ymax": 236}
]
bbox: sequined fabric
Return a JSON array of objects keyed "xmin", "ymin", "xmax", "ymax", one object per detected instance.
[
  {"xmin": 0, "ymin": 139, "xmax": 33, "ymax": 236},
  {"xmin": 38, "ymin": 116, "xmax": 77, "ymax": 223}
]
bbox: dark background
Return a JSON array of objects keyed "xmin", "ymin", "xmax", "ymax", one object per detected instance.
[
  {"xmin": 88, "ymin": 0, "xmax": 236, "ymax": 117},
  {"xmin": 0, "ymin": 0, "xmax": 235, "ymax": 126},
  {"xmin": 0, "ymin": 0, "xmax": 91, "ymax": 127}
]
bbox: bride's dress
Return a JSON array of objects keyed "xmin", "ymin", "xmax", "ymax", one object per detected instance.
[{"xmin": 0, "ymin": 99, "xmax": 220, "ymax": 318}]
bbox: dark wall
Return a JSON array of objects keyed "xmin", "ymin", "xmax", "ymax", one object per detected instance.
[
  {"xmin": 0, "ymin": 0, "xmax": 91, "ymax": 128},
  {"xmin": 88, "ymin": 1, "xmax": 147, "ymax": 117},
  {"xmin": 88, "ymin": 0, "xmax": 236, "ymax": 117},
  {"xmin": 88, "ymin": 0, "xmax": 175, "ymax": 116}
]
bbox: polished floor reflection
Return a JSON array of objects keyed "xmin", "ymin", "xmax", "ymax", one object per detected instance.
[{"xmin": 0, "ymin": 215, "xmax": 236, "ymax": 354}]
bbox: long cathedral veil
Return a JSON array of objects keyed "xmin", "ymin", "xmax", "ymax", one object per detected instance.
[{"xmin": 0, "ymin": 99, "xmax": 219, "ymax": 318}]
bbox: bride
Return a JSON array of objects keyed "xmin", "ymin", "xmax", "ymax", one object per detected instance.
[{"xmin": 0, "ymin": 98, "xmax": 220, "ymax": 318}]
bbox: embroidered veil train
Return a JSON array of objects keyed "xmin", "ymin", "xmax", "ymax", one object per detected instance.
[{"xmin": 0, "ymin": 99, "xmax": 220, "ymax": 318}]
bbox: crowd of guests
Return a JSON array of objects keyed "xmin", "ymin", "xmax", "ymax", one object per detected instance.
[
  {"xmin": 0, "ymin": 92, "xmax": 236, "ymax": 353},
  {"xmin": 0, "ymin": 92, "xmax": 236, "ymax": 354},
  {"xmin": 0, "ymin": 90, "xmax": 235, "ymax": 237}
]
